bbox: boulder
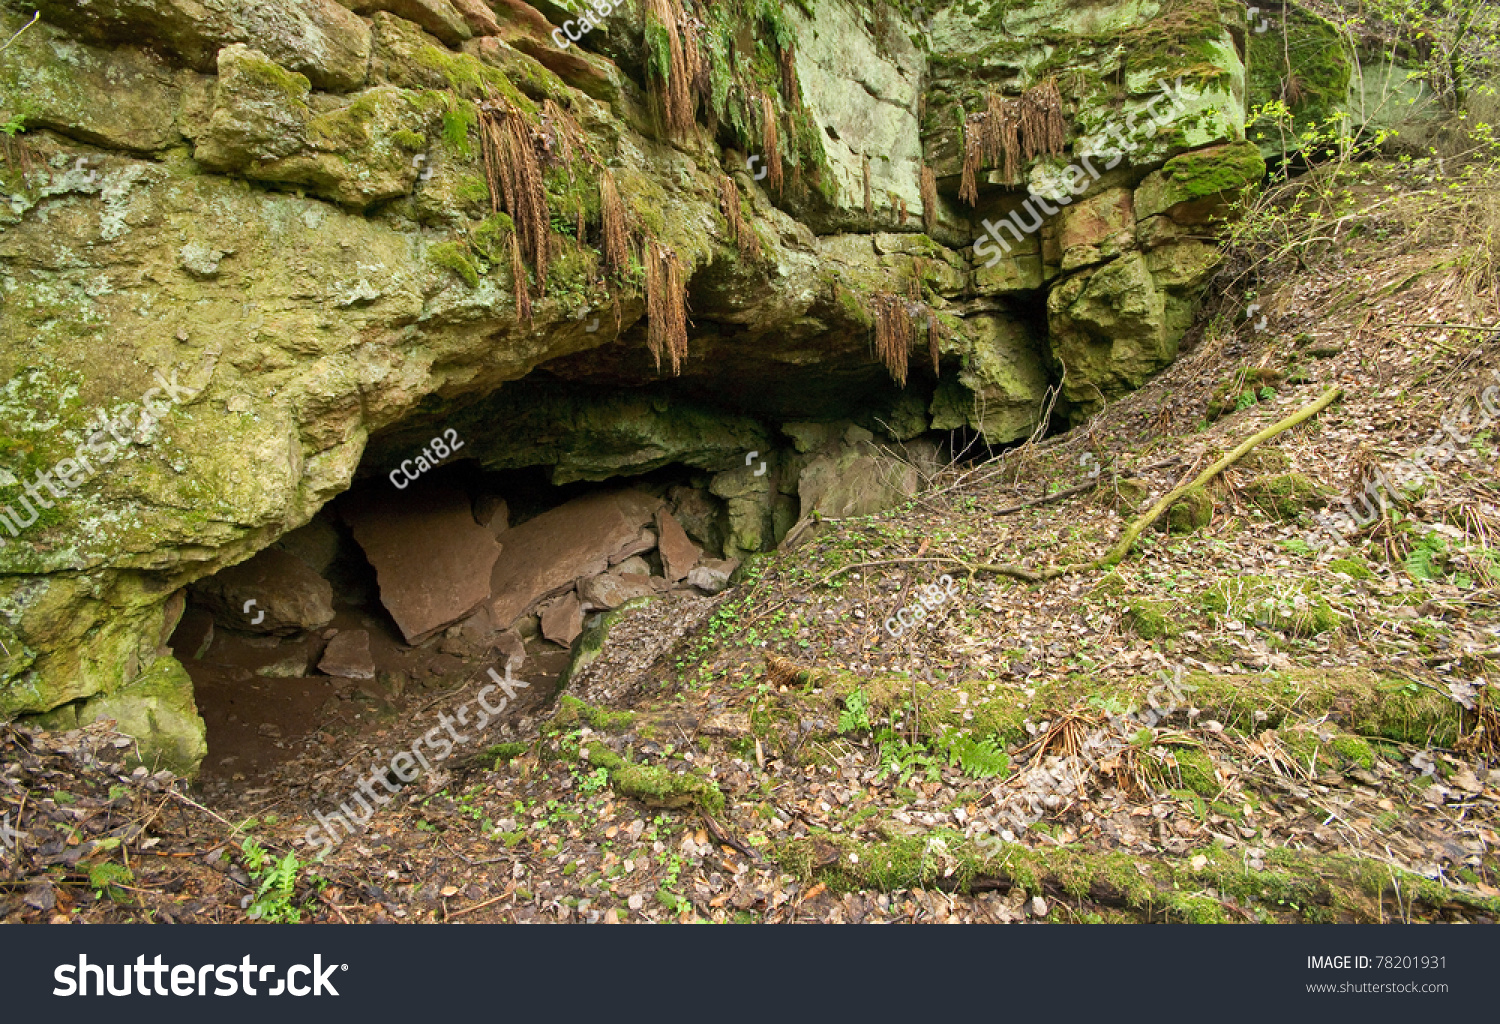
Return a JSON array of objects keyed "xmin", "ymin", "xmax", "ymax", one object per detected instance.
[
  {"xmin": 0, "ymin": 8, "xmax": 182, "ymax": 153},
  {"xmin": 318, "ymin": 629, "xmax": 376, "ymax": 679},
  {"xmin": 655, "ymin": 509, "xmax": 702, "ymax": 582},
  {"xmin": 190, "ymin": 547, "xmax": 336, "ymax": 636},
  {"xmin": 168, "ymin": 606, "xmax": 215, "ymax": 661},
  {"xmin": 579, "ymin": 571, "xmax": 656, "ymax": 611},
  {"xmin": 613, "ymin": 555, "xmax": 652, "ymax": 577},
  {"xmin": 687, "ymin": 558, "xmax": 739, "ymax": 595},
  {"xmin": 450, "ymin": 0, "xmax": 503, "ymax": 35},
  {"xmin": 474, "ymin": 494, "xmax": 509, "ymax": 535},
  {"xmin": 797, "ymin": 441, "xmax": 921, "ymax": 521},
  {"xmin": 607, "ymin": 527, "xmax": 656, "ymax": 564},
  {"xmin": 33, "ymin": 0, "xmax": 372, "ymax": 93},
  {"xmin": 193, "ymin": 46, "xmax": 439, "ymax": 209},
  {"xmin": 540, "ymin": 591, "xmax": 583, "ymax": 646},
  {"xmin": 344, "ymin": 484, "xmax": 504, "ymax": 645},
  {"xmin": 339, "ymin": 0, "xmax": 472, "ymax": 46},
  {"xmin": 487, "ymin": 490, "xmax": 663, "ymax": 627}
]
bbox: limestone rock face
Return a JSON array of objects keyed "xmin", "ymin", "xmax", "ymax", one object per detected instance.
[
  {"xmin": 0, "ymin": 0, "xmax": 1284, "ymax": 770},
  {"xmin": 32, "ymin": 0, "xmax": 372, "ymax": 92}
]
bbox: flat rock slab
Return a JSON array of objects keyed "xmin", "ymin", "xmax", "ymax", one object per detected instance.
[
  {"xmin": 488, "ymin": 490, "xmax": 663, "ymax": 627},
  {"xmin": 655, "ymin": 508, "xmax": 702, "ymax": 582},
  {"xmin": 540, "ymin": 591, "xmax": 583, "ymax": 646},
  {"xmin": 190, "ymin": 547, "xmax": 335, "ymax": 636},
  {"xmin": 344, "ymin": 484, "xmax": 504, "ymax": 645},
  {"xmin": 579, "ymin": 571, "xmax": 656, "ymax": 611},
  {"xmin": 318, "ymin": 629, "xmax": 376, "ymax": 679}
]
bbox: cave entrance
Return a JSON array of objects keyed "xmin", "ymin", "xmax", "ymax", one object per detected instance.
[{"xmin": 171, "ymin": 453, "xmax": 734, "ymax": 794}]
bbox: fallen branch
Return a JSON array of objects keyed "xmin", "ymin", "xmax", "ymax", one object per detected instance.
[{"xmin": 964, "ymin": 387, "xmax": 1343, "ymax": 583}]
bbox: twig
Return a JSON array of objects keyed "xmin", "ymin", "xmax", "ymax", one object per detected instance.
[
  {"xmin": 0, "ymin": 11, "xmax": 38, "ymax": 53},
  {"xmin": 164, "ymin": 787, "xmax": 237, "ymax": 830},
  {"xmin": 447, "ymin": 892, "xmax": 508, "ymax": 920},
  {"xmin": 991, "ymin": 457, "xmax": 1182, "ymax": 517}
]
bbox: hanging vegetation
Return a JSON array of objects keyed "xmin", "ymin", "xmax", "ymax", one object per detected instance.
[
  {"xmin": 958, "ymin": 79, "xmax": 1068, "ymax": 205},
  {"xmin": 872, "ymin": 291, "xmax": 913, "ymax": 387},
  {"xmin": 646, "ymin": 0, "xmax": 700, "ymax": 139},
  {"xmin": 509, "ymin": 232, "xmax": 532, "ymax": 324},
  {"xmin": 920, "ymin": 165, "xmax": 937, "ymax": 235},
  {"xmin": 862, "ymin": 152, "xmax": 873, "ymax": 218},
  {"xmin": 599, "ymin": 168, "xmax": 630, "ymax": 278},
  {"xmin": 479, "ymin": 97, "xmax": 550, "ymax": 295},
  {"xmin": 759, "ymin": 90, "xmax": 784, "ymax": 192},
  {"xmin": 645, "ymin": 241, "xmax": 690, "ymax": 375},
  {"xmin": 719, "ymin": 173, "xmax": 762, "ymax": 259}
]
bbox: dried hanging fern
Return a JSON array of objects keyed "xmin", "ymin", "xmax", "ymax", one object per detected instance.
[
  {"xmin": 480, "ymin": 97, "xmax": 550, "ymax": 296},
  {"xmin": 647, "ymin": 0, "xmax": 696, "ymax": 139},
  {"xmin": 958, "ymin": 120, "xmax": 982, "ymax": 206},
  {"xmin": 872, "ymin": 291, "xmax": 913, "ymax": 387},
  {"xmin": 759, "ymin": 91, "xmax": 783, "ymax": 192},
  {"xmin": 959, "ymin": 80, "xmax": 1066, "ymax": 206},
  {"xmin": 919, "ymin": 164, "xmax": 937, "ymax": 235},
  {"xmin": 509, "ymin": 231, "xmax": 532, "ymax": 324},
  {"xmin": 719, "ymin": 173, "xmax": 762, "ymax": 259},
  {"xmin": 599, "ymin": 168, "xmax": 630, "ymax": 278},
  {"xmin": 1020, "ymin": 78, "xmax": 1065, "ymax": 161},
  {"xmin": 645, "ymin": 241, "xmax": 690, "ymax": 375}
]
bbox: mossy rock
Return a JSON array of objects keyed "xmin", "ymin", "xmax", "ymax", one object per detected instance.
[
  {"xmin": 1239, "ymin": 472, "xmax": 1333, "ymax": 520},
  {"xmin": 1163, "ymin": 487, "xmax": 1213, "ymax": 533}
]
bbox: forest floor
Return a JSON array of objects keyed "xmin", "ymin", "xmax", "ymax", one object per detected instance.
[{"xmin": 4, "ymin": 156, "xmax": 1500, "ymax": 925}]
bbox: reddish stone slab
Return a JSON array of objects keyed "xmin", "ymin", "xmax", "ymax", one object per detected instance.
[
  {"xmin": 344, "ymin": 484, "xmax": 504, "ymax": 644},
  {"xmin": 655, "ymin": 508, "xmax": 702, "ymax": 582},
  {"xmin": 487, "ymin": 489, "xmax": 663, "ymax": 627}
]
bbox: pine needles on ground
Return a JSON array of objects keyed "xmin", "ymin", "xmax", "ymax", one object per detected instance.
[{"xmin": 645, "ymin": 241, "xmax": 690, "ymax": 375}]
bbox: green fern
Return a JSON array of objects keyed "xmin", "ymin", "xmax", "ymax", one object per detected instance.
[
  {"xmin": 242, "ymin": 838, "xmax": 306, "ymax": 923},
  {"xmin": 838, "ymin": 688, "xmax": 871, "ymax": 733},
  {"xmin": 1404, "ymin": 534, "xmax": 1447, "ymax": 581},
  {"xmin": 943, "ymin": 734, "xmax": 1010, "ymax": 779}
]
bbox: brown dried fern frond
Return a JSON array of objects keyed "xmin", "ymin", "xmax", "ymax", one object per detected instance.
[
  {"xmin": 647, "ymin": 0, "xmax": 694, "ymax": 138},
  {"xmin": 760, "ymin": 91, "xmax": 783, "ymax": 193},
  {"xmin": 480, "ymin": 97, "xmax": 550, "ymax": 295},
  {"xmin": 958, "ymin": 117, "xmax": 982, "ymax": 206},
  {"xmin": 780, "ymin": 42, "xmax": 803, "ymax": 109},
  {"xmin": 1019, "ymin": 78, "xmax": 1065, "ymax": 161},
  {"xmin": 765, "ymin": 654, "xmax": 805, "ymax": 689},
  {"xmin": 599, "ymin": 168, "xmax": 630, "ymax": 278},
  {"xmin": 719, "ymin": 173, "xmax": 762, "ymax": 259},
  {"xmin": 645, "ymin": 241, "xmax": 690, "ymax": 375},
  {"xmin": 872, "ymin": 290, "xmax": 913, "ymax": 387},
  {"xmin": 920, "ymin": 164, "xmax": 937, "ymax": 234},
  {"xmin": 509, "ymin": 231, "xmax": 532, "ymax": 324}
]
